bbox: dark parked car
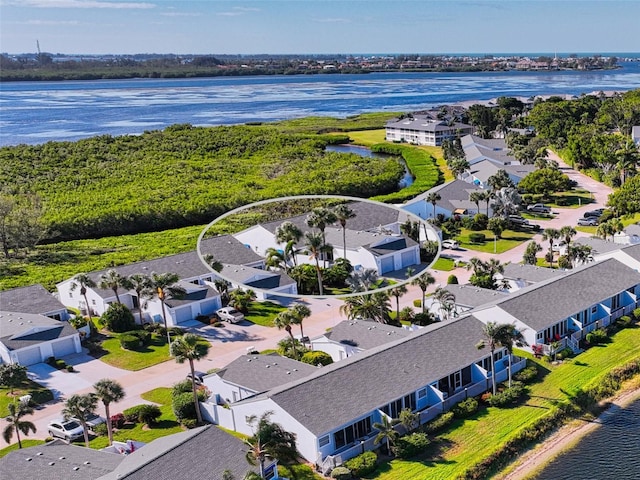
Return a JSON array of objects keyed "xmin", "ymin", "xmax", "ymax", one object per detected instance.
[
  {"xmin": 187, "ymin": 370, "xmax": 206, "ymax": 385},
  {"xmin": 508, "ymin": 215, "xmax": 529, "ymax": 226},
  {"xmin": 584, "ymin": 208, "xmax": 605, "ymax": 218}
]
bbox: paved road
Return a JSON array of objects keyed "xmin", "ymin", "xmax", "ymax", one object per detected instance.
[{"xmin": 4, "ymin": 153, "xmax": 611, "ymax": 447}]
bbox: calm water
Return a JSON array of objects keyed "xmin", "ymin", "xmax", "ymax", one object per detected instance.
[
  {"xmin": 2, "ymin": 63, "xmax": 640, "ymax": 146},
  {"xmin": 534, "ymin": 397, "xmax": 640, "ymax": 479}
]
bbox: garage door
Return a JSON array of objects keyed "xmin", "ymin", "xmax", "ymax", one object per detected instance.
[
  {"xmin": 401, "ymin": 250, "xmax": 417, "ymax": 268},
  {"xmin": 380, "ymin": 256, "xmax": 395, "ymax": 274},
  {"xmin": 16, "ymin": 346, "xmax": 42, "ymax": 366},
  {"xmin": 200, "ymin": 300, "xmax": 218, "ymax": 316},
  {"xmin": 52, "ymin": 337, "xmax": 76, "ymax": 358},
  {"xmin": 174, "ymin": 306, "xmax": 192, "ymax": 324}
]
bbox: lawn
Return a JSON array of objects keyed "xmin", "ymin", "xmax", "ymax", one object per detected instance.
[
  {"xmin": 432, "ymin": 256, "xmax": 456, "ymax": 271},
  {"xmin": 369, "ymin": 327, "xmax": 640, "ymax": 480},
  {"xmin": 343, "ymin": 129, "xmax": 386, "ymax": 146},
  {"xmin": 1, "ymin": 380, "xmax": 54, "ymax": 417},
  {"xmin": 87, "ymin": 387, "xmax": 183, "ymax": 449},
  {"xmin": 456, "ymin": 228, "xmax": 535, "ymax": 254},
  {"xmin": 0, "ymin": 440, "xmax": 45, "ymax": 458},
  {"xmin": 548, "ymin": 190, "xmax": 596, "ymax": 208},
  {"xmin": 96, "ymin": 332, "xmax": 173, "ymax": 370},
  {"xmin": 245, "ymin": 301, "xmax": 288, "ymax": 327}
]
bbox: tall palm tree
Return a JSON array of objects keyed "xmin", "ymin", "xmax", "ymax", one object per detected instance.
[
  {"xmin": 476, "ymin": 322, "xmax": 514, "ymax": 394},
  {"xmin": 559, "ymin": 225, "xmax": 577, "ymax": 247},
  {"xmin": 127, "ymin": 274, "xmax": 153, "ymax": 326},
  {"xmin": 273, "ymin": 310, "xmax": 299, "ymax": 360},
  {"xmin": 303, "ymin": 231, "xmax": 325, "ymax": 296},
  {"xmin": 469, "ymin": 191, "xmax": 483, "ymax": 214},
  {"xmin": 274, "ymin": 221, "xmax": 303, "ymax": 267},
  {"xmin": 542, "ymin": 227, "xmax": 561, "ymax": 267},
  {"xmin": 265, "ymin": 247, "xmax": 288, "ymax": 273},
  {"xmin": 306, "ymin": 207, "xmax": 337, "ymax": 268},
  {"xmin": 432, "ymin": 287, "xmax": 456, "ymax": 321},
  {"xmin": 203, "ymin": 254, "xmax": 223, "ymax": 273},
  {"xmin": 345, "ymin": 268, "xmax": 379, "ymax": 292},
  {"xmin": 93, "ymin": 379, "xmax": 125, "ymax": 446},
  {"xmin": 70, "ymin": 273, "xmax": 96, "ymax": 318},
  {"xmin": 567, "ymin": 244, "xmax": 593, "ymax": 268},
  {"xmin": 425, "ymin": 192, "xmax": 441, "ymax": 219},
  {"xmin": 170, "ymin": 333, "xmax": 209, "ymax": 424},
  {"xmin": 615, "ymin": 140, "xmax": 640, "ymax": 184},
  {"xmin": 99, "ymin": 269, "xmax": 126, "ymax": 304},
  {"xmin": 289, "ymin": 303, "xmax": 311, "ymax": 341},
  {"xmin": 214, "ymin": 278, "xmax": 232, "ymax": 305},
  {"xmin": 63, "ymin": 393, "xmax": 98, "ymax": 447},
  {"xmin": 389, "ymin": 284, "xmax": 408, "ymax": 320},
  {"xmin": 333, "ymin": 203, "xmax": 356, "ymax": 260},
  {"xmin": 339, "ymin": 292, "xmax": 390, "ymax": 324},
  {"xmin": 373, "ymin": 415, "xmax": 400, "ymax": 456},
  {"xmin": 149, "ymin": 272, "xmax": 186, "ymax": 345},
  {"xmin": 490, "ymin": 187, "xmax": 521, "ymax": 218},
  {"xmin": 411, "ymin": 271, "xmax": 435, "ymax": 313},
  {"xmin": 500, "ymin": 325, "xmax": 528, "ymax": 388},
  {"xmin": 244, "ymin": 435, "xmax": 270, "ymax": 479},
  {"xmin": 2, "ymin": 400, "xmax": 36, "ymax": 449}
]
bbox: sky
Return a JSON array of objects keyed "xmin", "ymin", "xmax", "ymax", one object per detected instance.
[{"xmin": 1, "ymin": 0, "xmax": 639, "ymax": 55}]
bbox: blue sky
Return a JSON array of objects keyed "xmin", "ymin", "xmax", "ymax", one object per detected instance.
[{"xmin": 1, "ymin": 0, "xmax": 639, "ymax": 55}]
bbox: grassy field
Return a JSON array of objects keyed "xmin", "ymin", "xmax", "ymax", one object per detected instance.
[
  {"xmin": 432, "ymin": 257, "xmax": 456, "ymax": 271},
  {"xmin": 1, "ymin": 380, "xmax": 53, "ymax": 417},
  {"xmin": 369, "ymin": 326, "xmax": 640, "ymax": 480},
  {"xmin": 456, "ymin": 228, "xmax": 535, "ymax": 254},
  {"xmin": 96, "ymin": 333, "xmax": 173, "ymax": 371},
  {"xmin": 244, "ymin": 301, "xmax": 288, "ymax": 327}
]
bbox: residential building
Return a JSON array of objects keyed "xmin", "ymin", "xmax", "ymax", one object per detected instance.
[
  {"xmin": 402, "ymin": 179, "xmax": 487, "ymax": 220},
  {"xmin": 0, "ymin": 284, "xmax": 69, "ymax": 321},
  {"xmin": 385, "ymin": 115, "xmax": 473, "ymax": 146},
  {"xmin": 498, "ymin": 263, "xmax": 565, "ymax": 291}
]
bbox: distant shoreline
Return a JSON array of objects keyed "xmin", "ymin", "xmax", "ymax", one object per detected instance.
[{"xmin": 497, "ymin": 379, "xmax": 640, "ymax": 480}]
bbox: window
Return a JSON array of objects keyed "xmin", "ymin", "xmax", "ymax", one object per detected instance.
[
  {"xmin": 418, "ymin": 389, "xmax": 427, "ymax": 399},
  {"xmin": 319, "ymin": 435, "xmax": 330, "ymax": 447},
  {"xmin": 92, "ymin": 299, "xmax": 96, "ymax": 305},
  {"xmin": 69, "ymin": 292, "xmax": 73, "ymax": 298},
  {"xmin": 612, "ymin": 294, "xmax": 620, "ymax": 310},
  {"xmin": 591, "ymin": 305, "xmax": 597, "ymax": 314},
  {"xmin": 333, "ymin": 417, "xmax": 371, "ymax": 449}
]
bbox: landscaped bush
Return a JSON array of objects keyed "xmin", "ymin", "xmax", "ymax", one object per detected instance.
[
  {"xmin": 557, "ymin": 255, "xmax": 571, "ymax": 269},
  {"xmin": 122, "ymin": 404, "xmax": 161, "ymax": 426},
  {"xmin": 344, "ymin": 451, "xmax": 377, "ymax": 477},
  {"xmin": 412, "ymin": 312, "xmax": 436, "ymax": 326},
  {"xmin": 181, "ymin": 418, "xmax": 198, "ymax": 429},
  {"xmin": 55, "ymin": 359, "xmax": 67, "ymax": 369},
  {"xmin": 486, "ymin": 382, "xmax": 526, "ymax": 407},
  {"xmin": 586, "ymin": 328, "xmax": 609, "ymax": 345},
  {"xmin": 172, "ymin": 379, "xmax": 193, "ymax": 396},
  {"xmin": 471, "ymin": 213, "xmax": 489, "ymax": 231},
  {"xmin": 93, "ymin": 423, "xmax": 108, "ymax": 436},
  {"xmin": 101, "ymin": 303, "xmax": 136, "ymax": 333},
  {"xmin": 452, "ymin": 397, "xmax": 479, "ymax": 418},
  {"xmin": 413, "ymin": 299, "xmax": 421, "ymax": 308},
  {"xmin": 616, "ymin": 315, "xmax": 634, "ymax": 329},
  {"xmin": 66, "ymin": 365, "xmax": 74, "ymax": 372},
  {"xmin": 447, "ymin": 274, "xmax": 459, "ymax": 285},
  {"xmin": 69, "ymin": 315, "xmax": 88, "ymax": 329},
  {"xmin": 514, "ymin": 365, "xmax": 538, "ymax": 383},
  {"xmin": 301, "ymin": 351, "xmax": 333, "ymax": 366},
  {"xmin": 394, "ymin": 432, "xmax": 430, "ymax": 459},
  {"xmin": 556, "ymin": 347, "xmax": 574, "ymax": 361},
  {"xmin": 468, "ymin": 233, "xmax": 486, "ymax": 244},
  {"xmin": 633, "ymin": 308, "xmax": 640, "ymax": 321},
  {"xmin": 110, "ymin": 413, "xmax": 125, "ymax": 428},
  {"xmin": 169, "ymin": 327, "xmax": 185, "ymax": 336},
  {"xmin": 330, "ymin": 466, "xmax": 352, "ymax": 479},
  {"xmin": 172, "ymin": 392, "xmax": 197, "ymax": 422},
  {"xmin": 423, "ymin": 411, "xmax": 454, "ymax": 434},
  {"xmin": 119, "ymin": 334, "xmax": 140, "ymax": 350}
]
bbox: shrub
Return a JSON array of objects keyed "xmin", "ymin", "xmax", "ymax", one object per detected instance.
[
  {"xmin": 452, "ymin": 397, "xmax": 479, "ymax": 418},
  {"xmin": 514, "ymin": 365, "xmax": 538, "ymax": 383},
  {"xmin": 93, "ymin": 423, "xmax": 108, "ymax": 436},
  {"xmin": 486, "ymin": 382, "xmax": 526, "ymax": 407},
  {"xmin": 557, "ymin": 255, "xmax": 571, "ymax": 269},
  {"xmin": 413, "ymin": 299, "xmax": 421, "ymax": 308},
  {"xmin": 556, "ymin": 348, "xmax": 574, "ymax": 361},
  {"xmin": 181, "ymin": 418, "xmax": 198, "ymax": 429},
  {"xmin": 301, "ymin": 351, "xmax": 333, "ymax": 366},
  {"xmin": 172, "ymin": 391, "xmax": 197, "ymax": 422},
  {"xmin": 120, "ymin": 334, "xmax": 140, "ymax": 350},
  {"xmin": 172, "ymin": 379, "xmax": 193, "ymax": 396},
  {"xmin": 447, "ymin": 274, "xmax": 459, "ymax": 285},
  {"xmin": 66, "ymin": 365, "xmax": 74, "ymax": 372},
  {"xmin": 123, "ymin": 404, "xmax": 161, "ymax": 426},
  {"xmin": 423, "ymin": 411, "xmax": 454, "ymax": 434},
  {"xmin": 586, "ymin": 328, "xmax": 609, "ymax": 345},
  {"xmin": 468, "ymin": 232, "xmax": 486, "ymax": 244},
  {"xmin": 69, "ymin": 315, "xmax": 88, "ymax": 329},
  {"xmin": 101, "ymin": 303, "xmax": 136, "ymax": 333},
  {"xmin": 330, "ymin": 466, "xmax": 352, "ymax": 479},
  {"xmin": 131, "ymin": 330, "xmax": 151, "ymax": 345},
  {"xmin": 55, "ymin": 359, "xmax": 67, "ymax": 369},
  {"xmin": 394, "ymin": 432, "xmax": 430, "ymax": 459},
  {"xmin": 344, "ymin": 451, "xmax": 377, "ymax": 477},
  {"xmin": 110, "ymin": 413, "xmax": 125, "ymax": 428},
  {"xmin": 471, "ymin": 213, "xmax": 489, "ymax": 231},
  {"xmin": 616, "ymin": 315, "xmax": 634, "ymax": 329},
  {"xmin": 633, "ymin": 308, "xmax": 640, "ymax": 321},
  {"xmin": 412, "ymin": 312, "xmax": 436, "ymax": 326},
  {"xmin": 555, "ymin": 197, "xmax": 568, "ymax": 206},
  {"xmin": 398, "ymin": 306, "xmax": 415, "ymax": 324},
  {"xmin": 169, "ymin": 327, "xmax": 185, "ymax": 336},
  {"xmin": 46, "ymin": 356, "xmax": 56, "ymax": 366}
]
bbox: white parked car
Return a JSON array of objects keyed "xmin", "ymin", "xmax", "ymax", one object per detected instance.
[
  {"xmin": 48, "ymin": 419, "xmax": 85, "ymax": 441},
  {"xmin": 441, "ymin": 239, "xmax": 460, "ymax": 250},
  {"xmin": 72, "ymin": 413, "xmax": 106, "ymax": 429},
  {"xmin": 216, "ymin": 307, "xmax": 245, "ymax": 323}
]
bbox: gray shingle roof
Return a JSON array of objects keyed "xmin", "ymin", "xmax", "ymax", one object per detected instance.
[
  {"xmin": 364, "ymin": 237, "xmax": 417, "ymax": 256},
  {"xmin": 163, "ymin": 283, "xmax": 219, "ymax": 308},
  {"xmin": 99, "ymin": 425, "xmax": 257, "ymax": 480},
  {"xmin": 324, "ymin": 319, "xmax": 412, "ymax": 350},
  {"xmin": 0, "ymin": 441, "xmax": 123, "ymax": 480},
  {"xmin": 0, "ymin": 311, "xmax": 77, "ymax": 350},
  {"xmin": 244, "ymin": 315, "xmax": 493, "ymax": 436},
  {"xmin": 218, "ymin": 354, "xmax": 317, "ymax": 394},
  {"xmin": 496, "ymin": 258, "xmax": 640, "ymax": 331},
  {"xmin": 501, "ymin": 263, "xmax": 565, "ymax": 284},
  {"xmin": 220, "ymin": 264, "xmax": 296, "ymax": 289},
  {"xmin": 621, "ymin": 243, "xmax": 640, "ymax": 261},
  {"xmin": 468, "ymin": 159, "xmax": 535, "ymax": 184},
  {"xmin": 574, "ymin": 237, "xmax": 622, "ymax": 254},
  {"xmin": 411, "ymin": 179, "xmax": 484, "ymax": 214},
  {"xmin": 385, "ymin": 116, "xmax": 472, "ymax": 133},
  {"xmin": 200, "ymin": 235, "xmax": 264, "ymax": 266},
  {"xmin": 0, "ymin": 284, "xmax": 66, "ymax": 316},
  {"xmin": 442, "ymin": 284, "xmax": 509, "ymax": 308}
]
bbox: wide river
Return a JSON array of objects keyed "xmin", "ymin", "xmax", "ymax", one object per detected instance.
[{"xmin": 2, "ymin": 62, "xmax": 640, "ymax": 146}]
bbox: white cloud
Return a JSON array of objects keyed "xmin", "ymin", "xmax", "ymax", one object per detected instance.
[
  {"xmin": 7, "ymin": 0, "xmax": 155, "ymax": 9},
  {"xmin": 160, "ymin": 11, "xmax": 200, "ymax": 17},
  {"xmin": 314, "ymin": 17, "xmax": 350, "ymax": 23},
  {"xmin": 21, "ymin": 19, "xmax": 80, "ymax": 25},
  {"xmin": 216, "ymin": 6, "xmax": 260, "ymax": 17}
]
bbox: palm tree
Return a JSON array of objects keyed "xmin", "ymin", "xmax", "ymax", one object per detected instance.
[
  {"xmin": 229, "ymin": 288, "xmax": 257, "ymax": 313},
  {"xmin": 70, "ymin": 273, "xmax": 96, "ymax": 318},
  {"xmin": 542, "ymin": 228, "xmax": 561, "ymax": 267},
  {"xmin": 373, "ymin": 415, "xmax": 400, "ymax": 456},
  {"xmin": 389, "ymin": 284, "xmax": 408, "ymax": 320},
  {"xmin": 303, "ymin": 231, "xmax": 325, "ymax": 296},
  {"xmin": 490, "ymin": 187, "xmax": 521, "ymax": 218},
  {"xmin": 559, "ymin": 225, "xmax": 577, "ymax": 247},
  {"xmin": 274, "ymin": 221, "xmax": 303, "ymax": 267},
  {"xmin": 411, "ymin": 271, "xmax": 435, "ymax": 313},
  {"xmin": 127, "ymin": 274, "xmax": 153, "ymax": 326},
  {"xmin": 203, "ymin": 254, "xmax": 223, "ymax": 273},
  {"xmin": 345, "ymin": 268, "xmax": 379, "ymax": 292},
  {"xmin": 170, "ymin": 333, "xmax": 209, "ymax": 424},
  {"xmin": 306, "ymin": 207, "xmax": 337, "ymax": 268},
  {"xmin": 273, "ymin": 310, "xmax": 299, "ymax": 360},
  {"xmin": 265, "ymin": 247, "xmax": 288, "ymax": 273},
  {"xmin": 2, "ymin": 400, "xmax": 36, "ymax": 449},
  {"xmin": 149, "ymin": 272, "xmax": 186, "ymax": 345},
  {"xmin": 333, "ymin": 203, "xmax": 356, "ymax": 260},
  {"xmin": 523, "ymin": 241, "xmax": 542, "ymax": 265},
  {"xmin": 432, "ymin": 287, "xmax": 456, "ymax": 321},
  {"xmin": 469, "ymin": 191, "xmax": 483, "ymax": 214},
  {"xmin": 615, "ymin": 140, "xmax": 640, "ymax": 184},
  {"xmin": 567, "ymin": 244, "xmax": 593, "ymax": 268},
  {"xmin": 289, "ymin": 303, "xmax": 311, "ymax": 341},
  {"xmin": 500, "ymin": 325, "xmax": 528, "ymax": 387},
  {"xmin": 63, "ymin": 393, "xmax": 98, "ymax": 447},
  {"xmin": 244, "ymin": 435, "xmax": 270, "ymax": 479},
  {"xmin": 99, "ymin": 269, "xmax": 126, "ymax": 304},
  {"xmin": 425, "ymin": 192, "xmax": 441, "ymax": 219},
  {"xmin": 476, "ymin": 322, "xmax": 515, "ymax": 394},
  {"xmin": 339, "ymin": 292, "xmax": 390, "ymax": 324},
  {"xmin": 93, "ymin": 379, "xmax": 125, "ymax": 445}
]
